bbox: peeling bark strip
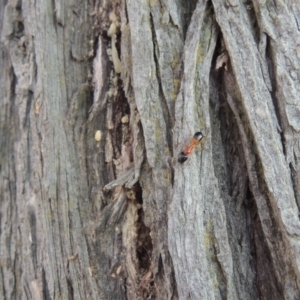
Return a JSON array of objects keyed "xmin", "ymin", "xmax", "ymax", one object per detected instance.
[{"xmin": 1, "ymin": 0, "xmax": 300, "ymax": 299}]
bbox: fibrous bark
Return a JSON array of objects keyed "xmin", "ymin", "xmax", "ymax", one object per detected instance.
[{"xmin": 1, "ymin": 0, "xmax": 300, "ymax": 299}]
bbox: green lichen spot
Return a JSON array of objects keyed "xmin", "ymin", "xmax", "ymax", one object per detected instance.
[
  {"xmin": 155, "ymin": 118, "xmax": 163, "ymax": 139},
  {"xmin": 171, "ymin": 51, "xmax": 180, "ymax": 69},
  {"xmin": 149, "ymin": 0, "xmax": 158, "ymax": 6},
  {"xmin": 197, "ymin": 44, "xmax": 205, "ymax": 63},
  {"xmin": 204, "ymin": 218, "xmax": 214, "ymax": 250},
  {"xmin": 172, "ymin": 79, "xmax": 181, "ymax": 100}
]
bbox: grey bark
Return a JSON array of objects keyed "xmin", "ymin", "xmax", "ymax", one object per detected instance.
[{"xmin": 1, "ymin": 0, "xmax": 300, "ymax": 299}]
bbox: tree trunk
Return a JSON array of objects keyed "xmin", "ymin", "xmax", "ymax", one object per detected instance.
[{"xmin": 1, "ymin": 0, "xmax": 300, "ymax": 299}]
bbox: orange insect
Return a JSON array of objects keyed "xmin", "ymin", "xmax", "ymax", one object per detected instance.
[{"xmin": 178, "ymin": 132, "xmax": 204, "ymax": 163}]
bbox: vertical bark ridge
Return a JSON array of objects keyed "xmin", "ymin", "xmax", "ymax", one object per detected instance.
[
  {"xmin": 169, "ymin": 1, "xmax": 237, "ymax": 299},
  {"xmin": 212, "ymin": 0, "xmax": 300, "ymax": 298},
  {"xmin": 1, "ymin": 0, "xmax": 99, "ymax": 298},
  {"xmin": 124, "ymin": 0, "xmax": 181, "ymax": 297}
]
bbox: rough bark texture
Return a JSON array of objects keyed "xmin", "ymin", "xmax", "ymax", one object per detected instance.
[{"xmin": 1, "ymin": 0, "xmax": 300, "ymax": 299}]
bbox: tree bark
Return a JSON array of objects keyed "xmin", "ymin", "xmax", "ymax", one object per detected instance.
[{"xmin": 1, "ymin": 0, "xmax": 300, "ymax": 299}]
